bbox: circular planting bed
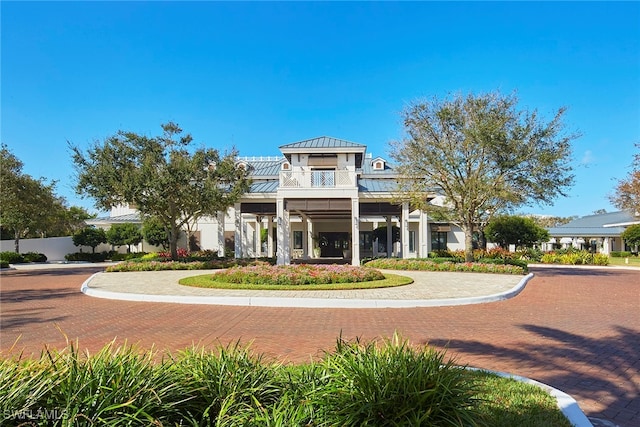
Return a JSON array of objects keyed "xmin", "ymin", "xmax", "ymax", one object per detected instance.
[{"xmin": 180, "ymin": 264, "xmax": 413, "ymax": 290}]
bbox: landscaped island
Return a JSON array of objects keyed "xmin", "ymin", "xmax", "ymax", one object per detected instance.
[{"xmin": 180, "ymin": 263, "xmax": 414, "ymax": 291}]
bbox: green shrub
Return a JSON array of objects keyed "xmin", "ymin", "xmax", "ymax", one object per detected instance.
[
  {"xmin": 314, "ymin": 335, "xmax": 479, "ymax": 426},
  {"xmin": 0, "ymin": 251, "xmax": 25, "ymax": 264},
  {"xmin": 593, "ymin": 253, "xmax": 610, "ymax": 266},
  {"xmin": 540, "ymin": 251, "xmax": 609, "ymax": 266},
  {"xmin": 22, "ymin": 252, "xmax": 47, "ymax": 263},
  {"xmin": 64, "ymin": 251, "xmax": 110, "ymax": 262},
  {"xmin": 0, "ymin": 261, "xmax": 9, "ymax": 269},
  {"xmin": 364, "ymin": 258, "xmax": 527, "ymax": 274},
  {"xmin": 108, "ymin": 252, "xmax": 147, "ymax": 261},
  {"xmin": 610, "ymin": 251, "xmax": 631, "ymax": 258}
]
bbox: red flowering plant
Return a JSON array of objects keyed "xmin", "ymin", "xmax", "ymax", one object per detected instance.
[{"xmin": 211, "ymin": 264, "xmax": 384, "ymax": 286}]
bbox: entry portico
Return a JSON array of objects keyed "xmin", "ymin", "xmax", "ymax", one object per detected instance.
[{"xmin": 233, "ymin": 136, "xmax": 429, "ymax": 265}]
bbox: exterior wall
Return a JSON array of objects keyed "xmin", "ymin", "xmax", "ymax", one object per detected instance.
[
  {"xmin": 446, "ymin": 226, "xmax": 466, "ymax": 252},
  {"xmin": 1, "ymin": 237, "xmax": 78, "ymax": 261},
  {"xmin": 0, "ymin": 237, "xmax": 157, "ymax": 261}
]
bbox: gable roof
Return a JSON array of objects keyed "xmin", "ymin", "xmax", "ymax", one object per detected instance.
[
  {"xmin": 279, "ymin": 136, "xmax": 366, "ymax": 151},
  {"xmin": 547, "ymin": 210, "xmax": 638, "ymax": 237}
]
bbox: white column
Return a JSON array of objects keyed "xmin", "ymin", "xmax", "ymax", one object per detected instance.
[
  {"xmin": 419, "ymin": 209, "xmax": 428, "ymax": 258},
  {"xmin": 302, "ymin": 215, "xmax": 309, "ymax": 259},
  {"xmin": 307, "ymin": 217, "xmax": 315, "ymax": 258},
  {"xmin": 276, "ymin": 198, "xmax": 290, "ymax": 265},
  {"xmin": 217, "ymin": 211, "xmax": 225, "ymax": 258},
  {"xmin": 401, "ymin": 202, "xmax": 410, "ymax": 259},
  {"xmin": 372, "ymin": 220, "xmax": 378, "ymax": 257},
  {"xmin": 255, "ymin": 216, "xmax": 262, "ymax": 258},
  {"xmin": 267, "ymin": 216, "xmax": 274, "ymax": 258},
  {"xmin": 234, "ymin": 203, "xmax": 242, "ymax": 258},
  {"xmin": 351, "ymin": 198, "xmax": 360, "ymax": 266},
  {"xmin": 386, "ymin": 216, "xmax": 393, "ymax": 258}
]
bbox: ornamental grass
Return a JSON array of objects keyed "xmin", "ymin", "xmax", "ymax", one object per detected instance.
[{"xmin": 0, "ymin": 336, "xmax": 571, "ymax": 426}]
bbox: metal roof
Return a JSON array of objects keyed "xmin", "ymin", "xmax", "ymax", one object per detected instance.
[
  {"xmin": 87, "ymin": 213, "xmax": 141, "ymax": 224},
  {"xmin": 279, "ymin": 136, "xmax": 366, "ymax": 150},
  {"xmin": 249, "ymin": 180, "xmax": 279, "ymax": 193},
  {"xmin": 547, "ymin": 210, "xmax": 637, "ymax": 237},
  {"xmin": 358, "ymin": 178, "xmax": 398, "ymax": 193},
  {"xmin": 246, "ymin": 159, "xmax": 284, "ymax": 177}
]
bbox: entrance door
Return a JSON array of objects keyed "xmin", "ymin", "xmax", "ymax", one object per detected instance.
[{"xmin": 318, "ymin": 232, "xmax": 350, "ymax": 257}]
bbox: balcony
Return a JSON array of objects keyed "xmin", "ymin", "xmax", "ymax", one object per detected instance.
[{"xmin": 280, "ymin": 170, "xmax": 356, "ymax": 189}]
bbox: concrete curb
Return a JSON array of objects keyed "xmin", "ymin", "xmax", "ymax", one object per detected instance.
[
  {"xmin": 81, "ymin": 273, "xmax": 533, "ymax": 308},
  {"xmin": 470, "ymin": 368, "xmax": 593, "ymax": 427}
]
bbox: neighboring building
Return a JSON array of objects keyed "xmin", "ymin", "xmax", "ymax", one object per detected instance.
[
  {"xmin": 89, "ymin": 136, "xmax": 471, "ymax": 264},
  {"xmin": 546, "ymin": 210, "xmax": 639, "ymax": 254}
]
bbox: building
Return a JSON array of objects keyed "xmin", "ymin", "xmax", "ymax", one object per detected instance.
[
  {"xmin": 546, "ymin": 210, "xmax": 639, "ymax": 254},
  {"xmin": 89, "ymin": 136, "xmax": 472, "ymax": 263}
]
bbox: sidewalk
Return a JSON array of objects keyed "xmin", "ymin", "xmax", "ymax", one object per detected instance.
[{"xmin": 81, "ymin": 269, "xmax": 533, "ymax": 308}]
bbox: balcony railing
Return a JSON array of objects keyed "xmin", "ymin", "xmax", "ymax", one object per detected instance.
[{"xmin": 280, "ymin": 170, "xmax": 355, "ymax": 188}]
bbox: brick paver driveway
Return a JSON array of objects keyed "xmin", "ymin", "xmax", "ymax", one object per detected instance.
[{"xmin": 1, "ymin": 266, "xmax": 638, "ymax": 426}]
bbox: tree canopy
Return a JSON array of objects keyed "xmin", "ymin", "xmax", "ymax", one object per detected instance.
[
  {"xmin": 610, "ymin": 142, "xmax": 640, "ymax": 215},
  {"xmin": 484, "ymin": 215, "xmax": 550, "ymax": 249},
  {"xmin": 0, "ymin": 144, "xmax": 66, "ymax": 251},
  {"xmin": 71, "ymin": 122, "xmax": 250, "ymax": 259},
  {"xmin": 391, "ymin": 91, "xmax": 577, "ymax": 261},
  {"xmin": 106, "ymin": 223, "xmax": 143, "ymax": 253},
  {"xmin": 621, "ymin": 224, "xmax": 640, "ymax": 248},
  {"xmin": 142, "ymin": 216, "xmax": 170, "ymax": 250},
  {"xmin": 72, "ymin": 227, "xmax": 107, "ymax": 253}
]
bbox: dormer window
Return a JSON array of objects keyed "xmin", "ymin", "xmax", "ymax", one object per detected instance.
[
  {"xmin": 236, "ymin": 161, "xmax": 249, "ymax": 171},
  {"xmin": 372, "ymin": 157, "xmax": 386, "ymax": 171},
  {"xmin": 281, "ymin": 162, "xmax": 290, "ymax": 170}
]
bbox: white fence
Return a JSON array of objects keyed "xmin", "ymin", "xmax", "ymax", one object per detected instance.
[{"xmin": 0, "ymin": 237, "xmax": 132, "ymax": 261}]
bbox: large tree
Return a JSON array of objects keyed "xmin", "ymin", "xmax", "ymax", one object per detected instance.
[
  {"xmin": 610, "ymin": 142, "xmax": 640, "ymax": 215},
  {"xmin": 71, "ymin": 122, "xmax": 250, "ymax": 259},
  {"xmin": 0, "ymin": 145, "xmax": 61, "ymax": 252},
  {"xmin": 391, "ymin": 91, "xmax": 577, "ymax": 262},
  {"xmin": 485, "ymin": 215, "xmax": 550, "ymax": 250}
]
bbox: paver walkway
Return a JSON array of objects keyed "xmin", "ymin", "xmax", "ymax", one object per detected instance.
[{"xmin": 0, "ymin": 265, "xmax": 638, "ymax": 426}]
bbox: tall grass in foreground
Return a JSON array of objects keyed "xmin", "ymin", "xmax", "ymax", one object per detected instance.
[{"xmin": 0, "ymin": 336, "xmax": 570, "ymax": 426}]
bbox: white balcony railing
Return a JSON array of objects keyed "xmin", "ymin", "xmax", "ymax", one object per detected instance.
[{"xmin": 280, "ymin": 170, "xmax": 356, "ymax": 189}]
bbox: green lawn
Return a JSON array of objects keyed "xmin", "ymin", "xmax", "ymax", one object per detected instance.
[{"xmin": 609, "ymin": 255, "xmax": 640, "ymax": 267}]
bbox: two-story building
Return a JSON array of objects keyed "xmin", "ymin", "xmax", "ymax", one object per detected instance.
[{"xmin": 90, "ymin": 136, "xmax": 470, "ymax": 264}]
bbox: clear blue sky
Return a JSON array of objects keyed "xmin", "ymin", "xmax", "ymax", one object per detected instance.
[{"xmin": 3, "ymin": 1, "xmax": 639, "ymax": 218}]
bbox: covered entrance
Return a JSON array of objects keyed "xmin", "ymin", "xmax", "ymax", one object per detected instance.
[{"xmin": 317, "ymin": 232, "xmax": 351, "ymax": 258}]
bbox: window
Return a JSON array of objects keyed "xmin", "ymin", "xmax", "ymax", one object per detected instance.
[
  {"xmin": 431, "ymin": 231, "xmax": 447, "ymax": 251},
  {"xmin": 281, "ymin": 162, "xmax": 290, "ymax": 170},
  {"xmin": 360, "ymin": 231, "xmax": 373, "ymax": 251},
  {"xmin": 293, "ymin": 230, "xmax": 303, "ymax": 249},
  {"xmin": 409, "ymin": 230, "xmax": 416, "ymax": 252},
  {"xmin": 372, "ymin": 158, "xmax": 386, "ymax": 170}
]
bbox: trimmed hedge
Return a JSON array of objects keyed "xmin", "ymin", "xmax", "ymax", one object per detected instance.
[
  {"xmin": 364, "ymin": 258, "xmax": 527, "ymax": 275},
  {"xmin": 65, "ymin": 252, "xmax": 110, "ymax": 262},
  {"xmin": 610, "ymin": 251, "xmax": 632, "ymax": 258}
]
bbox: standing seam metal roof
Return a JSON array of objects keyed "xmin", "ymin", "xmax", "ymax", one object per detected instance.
[{"xmin": 279, "ymin": 136, "xmax": 366, "ymax": 150}]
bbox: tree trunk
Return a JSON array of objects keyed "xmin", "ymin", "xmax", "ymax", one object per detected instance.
[
  {"xmin": 13, "ymin": 233, "xmax": 20, "ymax": 254},
  {"xmin": 169, "ymin": 223, "xmax": 180, "ymax": 260},
  {"xmin": 463, "ymin": 221, "xmax": 475, "ymax": 263}
]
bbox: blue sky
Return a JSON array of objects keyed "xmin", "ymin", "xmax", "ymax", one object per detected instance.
[{"xmin": 3, "ymin": 1, "xmax": 639, "ymax": 218}]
